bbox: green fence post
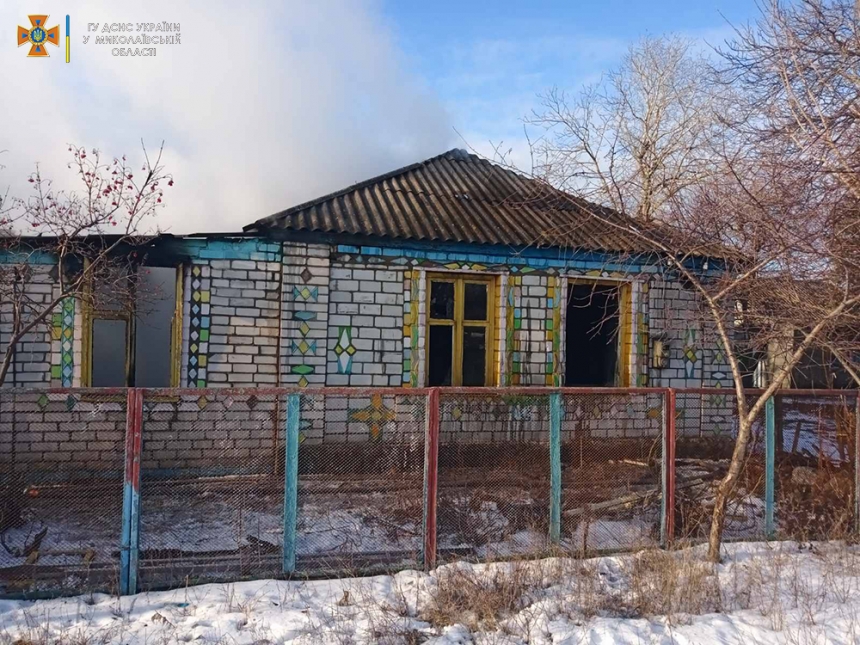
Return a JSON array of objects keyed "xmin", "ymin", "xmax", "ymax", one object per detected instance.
[
  {"xmin": 549, "ymin": 392, "xmax": 562, "ymax": 545},
  {"xmin": 283, "ymin": 393, "xmax": 300, "ymax": 574},
  {"xmin": 765, "ymin": 395, "xmax": 776, "ymax": 539}
]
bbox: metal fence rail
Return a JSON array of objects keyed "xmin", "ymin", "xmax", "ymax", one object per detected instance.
[{"xmin": 1, "ymin": 386, "xmax": 858, "ymax": 598}]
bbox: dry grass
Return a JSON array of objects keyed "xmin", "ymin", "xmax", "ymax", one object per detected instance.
[
  {"xmin": 420, "ymin": 547, "xmax": 722, "ymax": 633},
  {"xmin": 3, "ymin": 541, "xmax": 860, "ymax": 644},
  {"xmin": 422, "ymin": 563, "xmax": 544, "ymax": 632}
]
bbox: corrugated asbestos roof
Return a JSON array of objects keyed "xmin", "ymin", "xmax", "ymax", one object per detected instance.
[{"xmin": 245, "ymin": 149, "xmax": 667, "ymax": 253}]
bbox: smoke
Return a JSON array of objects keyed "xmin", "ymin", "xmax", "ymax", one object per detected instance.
[{"xmin": 0, "ymin": 0, "xmax": 454, "ymax": 233}]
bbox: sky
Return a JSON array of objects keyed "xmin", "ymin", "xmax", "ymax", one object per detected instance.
[{"xmin": 0, "ymin": 0, "xmax": 760, "ymax": 234}]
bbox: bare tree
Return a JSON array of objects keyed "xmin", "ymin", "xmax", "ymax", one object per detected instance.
[
  {"xmin": 720, "ymin": 0, "xmax": 860, "ymax": 201},
  {"xmin": 718, "ymin": 0, "xmax": 860, "ymax": 395},
  {"xmin": 518, "ymin": 1, "xmax": 860, "ymax": 562},
  {"xmin": 0, "ymin": 143, "xmax": 172, "ymax": 386},
  {"xmin": 528, "ymin": 36, "xmax": 723, "ymax": 223}
]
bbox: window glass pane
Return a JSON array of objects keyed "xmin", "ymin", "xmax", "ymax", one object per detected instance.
[
  {"xmin": 92, "ymin": 266, "xmax": 132, "ymax": 312},
  {"xmin": 463, "ymin": 283, "xmax": 488, "ymax": 321},
  {"xmin": 91, "ymin": 319, "xmax": 127, "ymax": 386},
  {"xmin": 135, "ymin": 267, "xmax": 177, "ymax": 386},
  {"xmin": 462, "ymin": 326, "xmax": 487, "ymax": 386},
  {"xmin": 429, "ymin": 281, "xmax": 455, "ymax": 319},
  {"xmin": 428, "ymin": 325, "xmax": 453, "ymax": 386}
]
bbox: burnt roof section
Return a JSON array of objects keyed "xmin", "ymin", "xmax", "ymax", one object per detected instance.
[{"xmin": 245, "ymin": 149, "xmax": 669, "ymax": 253}]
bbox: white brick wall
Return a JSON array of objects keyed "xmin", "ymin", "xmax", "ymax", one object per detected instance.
[
  {"xmin": 0, "ymin": 265, "xmax": 56, "ymax": 387},
  {"xmin": 326, "ymin": 262, "xmax": 405, "ymax": 386},
  {"xmin": 190, "ymin": 259, "xmax": 283, "ymax": 387}
]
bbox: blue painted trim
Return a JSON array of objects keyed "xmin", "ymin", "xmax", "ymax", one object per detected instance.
[
  {"xmin": 120, "ymin": 481, "xmax": 133, "ymax": 595},
  {"xmin": 0, "ymin": 250, "xmax": 57, "ymax": 265},
  {"xmin": 328, "ymin": 237, "xmax": 721, "ymax": 273},
  {"xmin": 331, "ymin": 242, "xmax": 725, "ymax": 278},
  {"xmin": 128, "ymin": 481, "xmax": 141, "ymax": 593},
  {"xmin": 336, "ymin": 242, "xmax": 654, "ymax": 273},
  {"xmin": 549, "ymin": 392, "xmax": 562, "ymax": 544},
  {"xmin": 176, "ymin": 238, "xmax": 281, "ymax": 262},
  {"xmin": 283, "ymin": 393, "xmax": 300, "ymax": 573},
  {"xmin": 120, "ymin": 463, "xmax": 142, "ymax": 595},
  {"xmin": 765, "ymin": 396, "xmax": 776, "ymax": 539}
]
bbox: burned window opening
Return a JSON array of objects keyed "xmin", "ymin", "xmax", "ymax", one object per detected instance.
[
  {"xmin": 87, "ymin": 265, "xmax": 179, "ymax": 387},
  {"xmin": 565, "ymin": 283, "xmax": 622, "ymax": 387}
]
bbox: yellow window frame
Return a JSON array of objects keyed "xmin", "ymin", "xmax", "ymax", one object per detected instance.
[
  {"xmin": 81, "ymin": 264, "xmax": 184, "ymax": 387},
  {"xmin": 567, "ymin": 278, "xmax": 634, "ymax": 387},
  {"xmin": 426, "ymin": 274, "xmax": 496, "ymax": 386}
]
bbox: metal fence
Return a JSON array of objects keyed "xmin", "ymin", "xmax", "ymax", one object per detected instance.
[{"xmin": 1, "ymin": 386, "xmax": 858, "ymax": 598}]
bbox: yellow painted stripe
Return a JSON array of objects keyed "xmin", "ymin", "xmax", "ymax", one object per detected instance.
[{"xmin": 66, "ymin": 37, "xmax": 70, "ymax": 62}]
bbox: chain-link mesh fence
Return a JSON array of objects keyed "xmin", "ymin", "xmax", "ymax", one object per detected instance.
[
  {"xmin": 560, "ymin": 391, "xmax": 664, "ymax": 555},
  {"xmin": 3, "ymin": 386, "xmax": 859, "ymax": 599},
  {"xmin": 437, "ymin": 391, "xmax": 552, "ymax": 562},
  {"xmin": 0, "ymin": 389, "xmax": 127, "ymax": 596},
  {"xmin": 673, "ymin": 390, "xmax": 768, "ymax": 543},
  {"xmin": 296, "ymin": 390, "xmax": 426, "ymax": 573},
  {"xmin": 776, "ymin": 392, "xmax": 857, "ymax": 540},
  {"xmin": 137, "ymin": 390, "xmax": 285, "ymax": 590}
]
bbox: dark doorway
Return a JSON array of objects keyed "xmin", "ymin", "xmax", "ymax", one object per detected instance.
[{"xmin": 565, "ymin": 283, "xmax": 620, "ymax": 386}]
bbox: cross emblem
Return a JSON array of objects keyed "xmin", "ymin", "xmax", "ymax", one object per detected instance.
[{"xmin": 17, "ymin": 15, "xmax": 59, "ymax": 57}]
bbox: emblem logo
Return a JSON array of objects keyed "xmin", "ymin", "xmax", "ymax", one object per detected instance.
[{"xmin": 17, "ymin": 15, "xmax": 60, "ymax": 57}]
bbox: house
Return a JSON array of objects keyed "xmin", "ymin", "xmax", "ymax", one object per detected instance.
[{"xmin": 0, "ymin": 149, "xmax": 732, "ymax": 394}]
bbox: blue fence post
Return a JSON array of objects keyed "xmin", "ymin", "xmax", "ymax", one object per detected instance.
[
  {"xmin": 120, "ymin": 389, "xmax": 143, "ymax": 595},
  {"xmin": 283, "ymin": 393, "xmax": 300, "ymax": 574},
  {"xmin": 549, "ymin": 391, "xmax": 562, "ymax": 545},
  {"xmin": 765, "ymin": 395, "xmax": 776, "ymax": 539}
]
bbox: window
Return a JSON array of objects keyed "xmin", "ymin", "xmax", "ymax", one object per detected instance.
[
  {"xmin": 85, "ymin": 265, "xmax": 182, "ymax": 387},
  {"xmin": 564, "ymin": 280, "xmax": 633, "ymax": 387},
  {"xmin": 427, "ymin": 275, "xmax": 495, "ymax": 386}
]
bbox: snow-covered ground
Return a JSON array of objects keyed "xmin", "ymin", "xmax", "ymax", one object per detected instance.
[{"xmin": 2, "ymin": 541, "xmax": 859, "ymax": 644}]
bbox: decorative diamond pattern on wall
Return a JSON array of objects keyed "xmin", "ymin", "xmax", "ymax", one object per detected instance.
[
  {"xmin": 505, "ymin": 276, "xmax": 522, "ymax": 385},
  {"xmin": 187, "ymin": 265, "xmax": 211, "ymax": 387},
  {"xmin": 333, "ymin": 326, "xmax": 356, "ymax": 374},
  {"xmin": 349, "ymin": 394, "xmax": 396, "ymax": 441},
  {"xmin": 683, "ymin": 328, "xmax": 697, "ymax": 379},
  {"xmin": 550, "ymin": 277, "xmax": 563, "ymax": 386},
  {"xmin": 50, "ymin": 297, "xmax": 76, "ymax": 386},
  {"xmin": 293, "ymin": 286, "xmax": 319, "ymax": 302},
  {"xmin": 402, "ymin": 269, "xmax": 421, "ymax": 387},
  {"xmin": 289, "ymin": 263, "xmax": 320, "ymax": 386}
]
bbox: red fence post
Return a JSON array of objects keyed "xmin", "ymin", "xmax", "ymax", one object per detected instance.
[
  {"xmin": 120, "ymin": 389, "xmax": 144, "ymax": 595},
  {"xmin": 423, "ymin": 387, "xmax": 440, "ymax": 571},
  {"xmin": 662, "ymin": 388, "xmax": 676, "ymax": 546},
  {"xmin": 855, "ymin": 392, "xmax": 860, "ymax": 536}
]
